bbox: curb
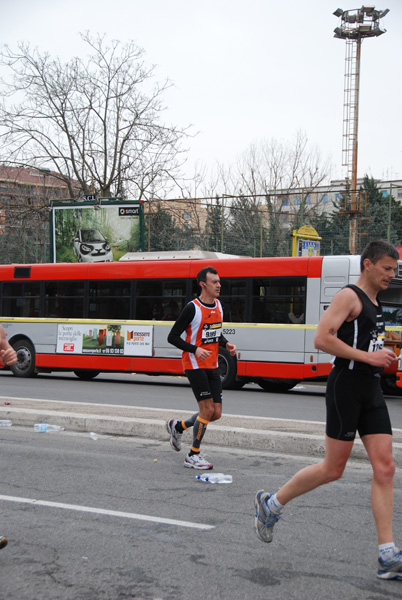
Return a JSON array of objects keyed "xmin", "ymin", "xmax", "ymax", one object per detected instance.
[{"xmin": 1, "ymin": 396, "xmax": 402, "ymax": 462}]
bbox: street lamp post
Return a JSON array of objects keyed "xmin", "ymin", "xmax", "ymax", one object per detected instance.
[{"xmin": 333, "ymin": 6, "xmax": 389, "ymax": 253}]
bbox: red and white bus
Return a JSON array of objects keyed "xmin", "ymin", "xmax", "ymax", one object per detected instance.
[{"xmin": 0, "ymin": 250, "xmax": 401, "ymax": 393}]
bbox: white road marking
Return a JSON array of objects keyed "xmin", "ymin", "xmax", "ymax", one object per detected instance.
[{"xmin": 0, "ymin": 494, "xmax": 214, "ymax": 531}]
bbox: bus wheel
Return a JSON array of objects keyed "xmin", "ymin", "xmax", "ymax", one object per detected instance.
[
  {"xmin": 10, "ymin": 339, "xmax": 37, "ymax": 378},
  {"xmin": 258, "ymin": 379, "xmax": 297, "ymax": 393},
  {"xmin": 74, "ymin": 370, "xmax": 100, "ymax": 380},
  {"xmin": 218, "ymin": 348, "xmax": 238, "ymax": 389},
  {"xmin": 381, "ymin": 376, "xmax": 402, "ymax": 396}
]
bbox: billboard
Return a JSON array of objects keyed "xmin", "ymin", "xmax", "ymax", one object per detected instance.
[
  {"xmin": 51, "ymin": 201, "xmax": 143, "ymax": 263},
  {"xmin": 56, "ymin": 322, "xmax": 153, "ymax": 357}
]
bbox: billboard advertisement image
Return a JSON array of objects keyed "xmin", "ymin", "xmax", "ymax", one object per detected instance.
[
  {"xmin": 56, "ymin": 323, "xmax": 153, "ymax": 357},
  {"xmin": 52, "ymin": 202, "xmax": 143, "ymax": 263}
]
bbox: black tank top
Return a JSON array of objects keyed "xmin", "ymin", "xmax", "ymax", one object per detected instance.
[{"xmin": 334, "ymin": 284, "xmax": 385, "ymax": 374}]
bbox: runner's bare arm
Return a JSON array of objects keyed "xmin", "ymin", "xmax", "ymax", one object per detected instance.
[{"xmin": 314, "ymin": 288, "xmax": 397, "ymax": 368}]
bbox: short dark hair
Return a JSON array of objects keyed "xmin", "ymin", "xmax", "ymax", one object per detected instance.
[
  {"xmin": 197, "ymin": 266, "xmax": 218, "ymax": 288},
  {"xmin": 360, "ymin": 240, "xmax": 399, "ymax": 271}
]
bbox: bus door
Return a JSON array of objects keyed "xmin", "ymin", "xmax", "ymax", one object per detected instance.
[{"xmin": 311, "ymin": 255, "xmax": 359, "ymax": 371}]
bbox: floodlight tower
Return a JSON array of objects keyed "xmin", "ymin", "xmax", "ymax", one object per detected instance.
[{"xmin": 333, "ymin": 6, "xmax": 389, "ymax": 254}]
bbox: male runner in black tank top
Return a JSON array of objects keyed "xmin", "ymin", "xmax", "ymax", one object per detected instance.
[{"xmin": 253, "ymin": 240, "xmax": 402, "ymax": 580}]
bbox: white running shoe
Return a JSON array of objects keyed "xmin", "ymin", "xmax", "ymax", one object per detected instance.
[
  {"xmin": 166, "ymin": 419, "xmax": 182, "ymax": 452},
  {"xmin": 184, "ymin": 452, "xmax": 213, "ymax": 470}
]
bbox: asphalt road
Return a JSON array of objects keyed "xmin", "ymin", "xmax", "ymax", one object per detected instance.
[
  {"xmin": 0, "ymin": 371, "xmax": 329, "ymax": 421},
  {"xmin": 2, "ymin": 427, "xmax": 402, "ymax": 600},
  {"xmin": 1, "ymin": 370, "xmax": 402, "ymax": 428}
]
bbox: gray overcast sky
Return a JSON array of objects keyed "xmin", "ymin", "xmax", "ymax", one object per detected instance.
[{"xmin": 1, "ymin": 0, "xmax": 401, "ymax": 185}]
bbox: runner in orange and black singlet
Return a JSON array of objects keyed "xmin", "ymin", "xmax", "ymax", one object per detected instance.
[{"xmin": 166, "ymin": 266, "xmax": 236, "ymax": 470}]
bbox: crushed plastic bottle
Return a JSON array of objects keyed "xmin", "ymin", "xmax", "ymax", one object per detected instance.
[
  {"xmin": 89, "ymin": 432, "xmax": 98, "ymax": 440},
  {"xmin": 34, "ymin": 423, "xmax": 65, "ymax": 433},
  {"xmin": 195, "ymin": 473, "xmax": 233, "ymax": 484},
  {"xmin": 0, "ymin": 420, "xmax": 12, "ymax": 427}
]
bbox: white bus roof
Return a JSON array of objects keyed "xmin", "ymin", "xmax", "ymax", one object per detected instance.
[{"xmin": 119, "ymin": 250, "xmax": 248, "ymax": 261}]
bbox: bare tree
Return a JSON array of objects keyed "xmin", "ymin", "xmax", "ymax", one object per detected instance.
[
  {"xmin": 0, "ymin": 33, "xmax": 189, "ymax": 200},
  {"xmin": 197, "ymin": 132, "xmax": 332, "ymax": 255},
  {"xmin": 233, "ymin": 132, "xmax": 331, "ymax": 202}
]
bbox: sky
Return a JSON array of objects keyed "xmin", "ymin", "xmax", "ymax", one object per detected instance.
[{"xmin": 1, "ymin": 0, "xmax": 401, "ymax": 187}]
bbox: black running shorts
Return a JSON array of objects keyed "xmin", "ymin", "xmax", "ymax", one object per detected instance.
[
  {"xmin": 185, "ymin": 368, "xmax": 223, "ymax": 404},
  {"xmin": 325, "ymin": 367, "xmax": 392, "ymax": 441}
]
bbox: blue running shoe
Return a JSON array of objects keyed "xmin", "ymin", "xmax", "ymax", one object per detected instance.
[
  {"xmin": 377, "ymin": 547, "xmax": 402, "ymax": 580},
  {"xmin": 254, "ymin": 490, "xmax": 281, "ymax": 543}
]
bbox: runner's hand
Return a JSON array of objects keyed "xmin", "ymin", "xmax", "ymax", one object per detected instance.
[
  {"xmin": 195, "ymin": 347, "xmax": 211, "ymax": 361},
  {"xmin": 0, "ymin": 348, "xmax": 18, "ymax": 366},
  {"xmin": 368, "ymin": 347, "xmax": 397, "ymax": 368},
  {"xmin": 226, "ymin": 343, "xmax": 237, "ymax": 357}
]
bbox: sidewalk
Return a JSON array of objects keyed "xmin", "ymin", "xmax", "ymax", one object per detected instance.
[{"xmin": 1, "ymin": 395, "xmax": 402, "ymax": 461}]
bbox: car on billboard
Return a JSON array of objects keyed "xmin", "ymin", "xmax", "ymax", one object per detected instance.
[{"xmin": 73, "ymin": 228, "xmax": 113, "ymax": 262}]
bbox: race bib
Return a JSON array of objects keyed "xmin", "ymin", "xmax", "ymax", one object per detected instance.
[
  {"xmin": 368, "ymin": 333, "xmax": 384, "ymax": 353},
  {"xmin": 201, "ymin": 322, "xmax": 222, "ymax": 345}
]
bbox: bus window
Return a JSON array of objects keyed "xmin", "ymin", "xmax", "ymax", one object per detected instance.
[
  {"xmin": 45, "ymin": 280, "xmax": 85, "ymax": 318},
  {"xmin": 161, "ymin": 281, "xmax": 186, "ymax": 320},
  {"xmin": 2, "ymin": 281, "xmax": 41, "ymax": 317},
  {"xmin": 89, "ymin": 297, "xmax": 131, "ymax": 319},
  {"xmin": 251, "ymin": 277, "xmax": 306, "ymax": 324},
  {"xmin": 220, "ymin": 278, "xmax": 246, "ymax": 322},
  {"xmin": 151, "ymin": 302, "xmax": 163, "ymax": 320},
  {"xmin": 89, "ymin": 280, "xmax": 131, "ymax": 297},
  {"xmin": 135, "ymin": 279, "xmax": 186, "ymax": 320},
  {"xmin": 88, "ymin": 280, "xmax": 131, "ymax": 319},
  {"xmin": 136, "ymin": 280, "xmax": 163, "ymax": 319},
  {"xmin": 137, "ymin": 280, "xmax": 163, "ymax": 297},
  {"xmin": 163, "ymin": 280, "xmax": 187, "ymax": 298},
  {"xmin": 162, "ymin": 300, "xmax": 180, "ymax": 321}
]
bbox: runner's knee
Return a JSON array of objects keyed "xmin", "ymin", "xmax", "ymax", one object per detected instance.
[
  {"xmin": 322, "ymin": 461, "xmax": 347, "ymax": 483},
  {"xmin": 208, "ymin": 404, "xmax": 222, "ymax": 422},
  {"xmin": 373, "ymin": 456, "xmax": 395, "ymax": 482},
  {"xmin": 199, "ymin": 401, "xmax": 215, "ymax": 421}
]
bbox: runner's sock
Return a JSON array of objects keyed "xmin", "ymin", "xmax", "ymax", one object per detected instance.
[
  {"xmin": 175, "ymin": 413, "xmax": 199, "ymax": 434},
  {"xmin": 379, "ymin": 542, "xmax": 396, "ymax": 561},
  {"xmin": 267, "ymin": 493, "xmax": 284, "ymax": 515},
  {"xmin": 191, "ymin": 416, "xmax": 209, "ymax": 452}
]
